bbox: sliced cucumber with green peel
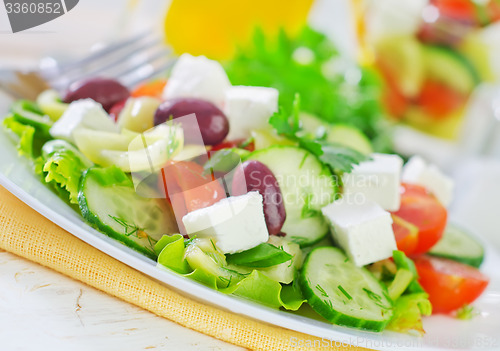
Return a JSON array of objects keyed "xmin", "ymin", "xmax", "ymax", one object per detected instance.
[
  {"xmin": 78, "ymin": 166, "xmax": 178, "ymax": 259},
  {"xmin": 299, "ymin": 113, "xmax": 373, "ymax": 155},
  {"xmin": 429, "ymin": 224, "xmax": 485, "ymax": 268},
  {"xmin": 327, "ymin": 125, "xmax": 373, "ymax": 155},
  {"xmin": 247, "ymin": 146, "xmax": 337, "ymax": 247},
  {"xmin": 423, "ymin": 45, "xmax": 480, "ymax": 94},
  {"xmin": 299, "ymin": 247, "xmax": 393, "ymax": 331}
]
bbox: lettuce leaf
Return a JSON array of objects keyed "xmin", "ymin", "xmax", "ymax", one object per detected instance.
[
  {"xmin": 224, "ymin": 27, "xmax": 391, "ymax": 151},
  {"xmin": 156, "ymin": 235, "xmax": 306, "ymax": 310},
  {"xmin": 3, "ymin": 99, "xmax": 54, "ymax": 159},
  {"xmin": 387, "ymin": 292, "xmax": 432, "ymax": 336},
  {"xmin": 392, "ymin": 250, "xmax": 426, "ymax": 293},
  {"xmin": 3, "ymin": 115, "xmax": 39, "ymax": 159},
  {"xmin": 38, "ymin": 140, "xmax": 93, "ymax": 204},
  {"xmin": 387, "ymin": 251, "xmax": 432, "ymax": 335}
]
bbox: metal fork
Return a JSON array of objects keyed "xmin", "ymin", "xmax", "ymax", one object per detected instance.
[{"xmin": 0, "ymin": 31, "xmax": 176, "ymax": 100}]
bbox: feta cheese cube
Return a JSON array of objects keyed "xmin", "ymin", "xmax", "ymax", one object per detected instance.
[
  {"xmin": 182, "ymin": 191, "xmax": 269, "ymax": 254},
  {"xmin": 342, "ymin": 153, "xmax": 403, "ymax": 211},
  {"xmin": 162, "ymin": 54, "xmax": 231, "ymax": 107},
  {"xmin": 321, "ymin": 200, "xmax": 397, "ymax": 266},
  {"xmin": 401, "ymin": 156, "xmax": 454, "ymax": 207},
  {"xmin": 223, "ymin": 86, "xmax": 279, "ymax": 140},
  {"xmin": 49, "ymin": 99, "xmax": 119, "ymax": 143}
]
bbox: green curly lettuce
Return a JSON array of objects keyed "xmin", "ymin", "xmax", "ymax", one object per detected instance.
[
  {"xmin": 156, "ymin": 234, "xmax": 305, "ymax": 310},
  {"xmin": 3, "ymin": 100, "xmax": 54, "ymax": 159},
  {"xmin": 387, "ymin": 293, "xmax": 432, "ymax": 336},
  {"xmin": 37, "ymin": 140, "xmax": 93, "ymax": 204},
  {"xmin": 224, "ymin": 26, "xmax": 392, "ymax": 151},
  {"xmin": 3, "ymin": 115, "xmax": 37, "ymax": 158}
]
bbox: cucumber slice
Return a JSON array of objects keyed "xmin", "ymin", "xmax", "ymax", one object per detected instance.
[
  {"xmin": 78, "ymin": 167, "xmax": 178, "ymax": 259},
  {"xmin": 423, "ymin": 45, "xmax": 480, "ymax": 94},
  {"xmin": 299, "ymin": 113, "xmax": 373, "ymax": 155},
  {"xmin": 247, "ymin": 146, "xmax": 337, "ymax": 246},
  {"xmin": 251, "ymin": 128, "xmax": 295, "ymax": 150},
  {"xmin": 429, "ymin": 224, "xmax": 485, "ymax": 268},
  {"xmin": 327, "ymin": 125, "xmax": 373, "ymax": 155},
  {"xmin": 299, "ymin": 247, "xmax": 393, "ymax": 331}
]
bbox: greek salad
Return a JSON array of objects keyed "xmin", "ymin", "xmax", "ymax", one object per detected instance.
[
  {"xmin": 2, "ymin": 45, "xmax": 489, "ymax": 335},
  {"xmin": 373, "ymin": 0, "xmax": 500, "ymax": 139}
]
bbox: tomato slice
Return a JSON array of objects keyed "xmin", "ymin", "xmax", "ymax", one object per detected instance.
[
  {"xmin": 414, "ymin": 255, "xmax": 489, "ymax": 314},
  {"xmin": 159, "ymin": 161, "xmax": 226, "ymax": 232},
  {"xmin": 431, "ymin": 0, "xmax": 477, "ymax": 22},
  {"xmin": 392, "ymin": 183, "xmax": 447, "ymax": 255},
  {"xmin": 131, "ymin": 79, "xmax": 167, "ymax": 99},
  {"xmin": 429, "ymin": 0, "xmax": 500, "ymax": 25},
  {"xmin": 391, "ymin": 214, "xmax": 419, "ymax": 256},
  {"xmin": 416, "ymin": 80, "xmax": 466, "ymax": 120}
]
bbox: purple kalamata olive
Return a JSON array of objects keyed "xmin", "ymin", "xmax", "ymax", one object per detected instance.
[
  {"xmin": 232, "ymin": 160, "xmax": 286, "ymax": 235},
  {"xmin": 64, "ymin": 77, "xmax": 130, "ymax": 112},
  {"xmin": 154, "ymin": 98, "xmax": 229, "ymax": 146}
]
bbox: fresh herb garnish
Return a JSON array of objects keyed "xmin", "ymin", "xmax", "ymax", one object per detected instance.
[
  {"xmin": 316, "ymin": 284, "xmax": 329, "ymax": 297},
  {"xmin": 363, "ymin": 288, "xmax": 390, "ymax": 309},
  {"xmin": 456, "ymin": 305, "xmax": 479, "ymax": 320},
  {"xmin": 225, "ymin": 26, "xmax": 388, "ymax": 149},
  {"xmin": 203, "ymin": 149, "xmax": 241, "ymax": 174},
  {"xmin": 269, "ymin": 94, "xmax": 369, "ymax": 173},
  {"xmin": 226, "ymin": 243, "xmax": 292, "ymax": 268},
  {"xmin": 338, "ymin": 285, "xmax": 353, "ymax": 300}
]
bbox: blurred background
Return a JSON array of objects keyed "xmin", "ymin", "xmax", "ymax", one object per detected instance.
[{"xmin": 1, "ymin": 0, "xmax": 500, "ymax": 248}]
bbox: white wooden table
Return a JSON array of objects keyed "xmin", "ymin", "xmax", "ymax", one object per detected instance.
[{"xmin": 0, "ymin": 249, "xmax": 243, "ymax": 351}]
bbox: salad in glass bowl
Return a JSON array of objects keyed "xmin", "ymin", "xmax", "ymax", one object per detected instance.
[
  {"xmin": 2, "ymin": 33, "xmax": 490, "ymax": 336},
  {"xmin": 359, "ymin": 0, "xmax": 500, "ymax": 140}
]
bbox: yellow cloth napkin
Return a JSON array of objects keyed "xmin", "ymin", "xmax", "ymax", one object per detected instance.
[{"xmin": 0, "ymin": 185, "xmax": 369, "ymax": 351}]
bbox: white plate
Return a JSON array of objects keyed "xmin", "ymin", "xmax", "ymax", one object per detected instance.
[{"xmin": 1, "ymin": 95, "xmax": 500, "ymax": 351}]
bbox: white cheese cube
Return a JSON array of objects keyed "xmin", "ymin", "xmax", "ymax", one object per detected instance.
[
  {"xmin": 401, "ymin": 156, "xmax": 454, "ymax": 207},
  {"xmin": 162, "ymin": 54, "xmax": 231, "ymax": 107},
  {"xmin": 49, "ymin": 99, "xmax": 118, "ymax": 143},
  {"xmin": 342, "ymin": 153, "xmax": 403, "ymax": 211},
  {"xmin": 224, "ymin": 86, "xmax": 279, "ymax": 140},
  {"xmin": 321, "ymin": 200, "xmax": 397, "ymax": 266},
  {"xmin": 182, "ymin": 191, "xmax": 269, "ymax": 254}
]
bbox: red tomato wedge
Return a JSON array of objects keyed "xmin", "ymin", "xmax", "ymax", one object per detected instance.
[
  {"xmin": 416, "ymin": 80, "xmax": 465, "ymax": 120},
  {"xmin": 158, "ymin": 161, "xmax": 226, "ymax": 232},
  {"xmin": 431, "ymin": 0, "xmax": 476, "ymax": 22},
  {"xmin": 131, "ymin": 79, "xmax": 167, "ymax": 99},
  {"xmin": 392, "ymin": 183, "xmax": 447, "ymax": 255},
  {"xmin": 391, "ymin": 214, "xmax": 419, "ymax": 256},
  {"xmin": 414, "ymin": 255, "xmax": 489, "ymax": 314},
  {"xmin": 431, "ymin": 0, "xmax": 500, "ymax": 24}
]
